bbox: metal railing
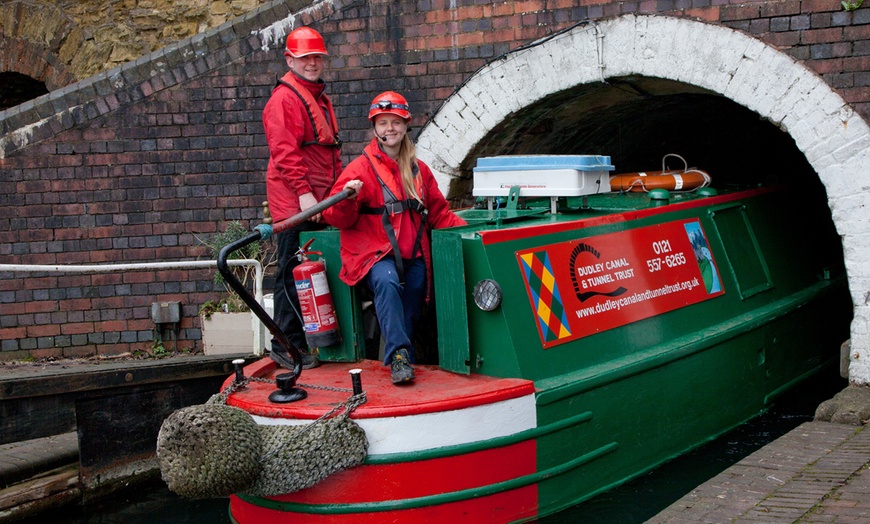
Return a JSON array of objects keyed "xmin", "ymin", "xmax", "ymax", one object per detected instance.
[{"xmin": 0, "ymin": 260, "xmax": 267, "ymax": 356}]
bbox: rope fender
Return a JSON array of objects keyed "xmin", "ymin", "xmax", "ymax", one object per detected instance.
[{"xmin": 157, "ymin": 385, "xmax": 368, "ymax": 499}]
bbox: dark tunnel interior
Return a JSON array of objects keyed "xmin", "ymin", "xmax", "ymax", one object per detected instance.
[
  {"xmin": 456, "ymin": 76, "xmax": 822, "ymax": 200},
  {"xmin": 0, "ymin": 72, "xmax": 49, "ymax": 111}
]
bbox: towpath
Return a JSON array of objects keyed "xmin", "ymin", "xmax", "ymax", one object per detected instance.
[{"xmin": 650, "ymin": 419, "xmax": 870, "ymax": 523}]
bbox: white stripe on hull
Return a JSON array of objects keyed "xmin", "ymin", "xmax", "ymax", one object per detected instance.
[{"xmin": 251, "ymin": 394, "xmax": 538, "ymax": 455}]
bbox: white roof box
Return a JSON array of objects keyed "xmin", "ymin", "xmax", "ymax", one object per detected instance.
[{"xmin": 473, "ymin": 155, "xmax": 615, "ymax": 198}]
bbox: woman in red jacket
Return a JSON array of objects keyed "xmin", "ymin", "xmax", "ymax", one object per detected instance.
[{"xmin": 323, "ymin": 91, "xmax": 466, "ymax": 384}]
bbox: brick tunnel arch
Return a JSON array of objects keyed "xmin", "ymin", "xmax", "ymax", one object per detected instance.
[
  {"xmin": 0, "ymin": 2, "xmax": 81, "ymax": 93},
  {"xmin": 416, "ymin": 13, "xmax": 870, "ymax": 384},
  {"xmin": 0, "ymin": 35, "xmax": 73, "ymax": 100}
]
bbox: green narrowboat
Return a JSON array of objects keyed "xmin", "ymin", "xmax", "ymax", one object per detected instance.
[{"xmin": 158, "ymin": 155, "xmax": 851, "ymax": 523}]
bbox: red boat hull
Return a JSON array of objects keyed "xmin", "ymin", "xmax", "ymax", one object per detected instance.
[{"xmin": 224, "ymin": 359, "xmax": 540, "ymax": 523}]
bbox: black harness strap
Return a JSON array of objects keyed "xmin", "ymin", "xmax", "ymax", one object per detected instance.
[{"xmin": 359, "ymin": 152, "xmax": 428, "ymax": 282}]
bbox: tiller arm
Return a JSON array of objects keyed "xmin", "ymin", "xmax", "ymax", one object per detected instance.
[{"xmin": 216, "ymin": 188, "xmax": 356, "ymax": 384}]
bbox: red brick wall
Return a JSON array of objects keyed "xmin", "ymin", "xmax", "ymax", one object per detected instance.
[{"xmin": 1, "ymin": 0, "xmax": 868, "ymax": 358}]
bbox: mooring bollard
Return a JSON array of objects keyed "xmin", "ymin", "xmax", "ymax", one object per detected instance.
[{"xmin": 349, "ymin": 369, "xmax": 363, "ymax": 395}]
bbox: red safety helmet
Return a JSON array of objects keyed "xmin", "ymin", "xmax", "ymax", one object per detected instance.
[
  {"xmin": 285, "ymin": 27, "xmax": 328, "ymax": 58},
  {"xmin": 368, "ymin": 91, "xmax": 411, "ymax": 122}
]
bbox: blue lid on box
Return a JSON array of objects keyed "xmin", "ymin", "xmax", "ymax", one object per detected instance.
[{"xmin": 474, "ymin": 155, "xmax": 614, "ymax": 172}]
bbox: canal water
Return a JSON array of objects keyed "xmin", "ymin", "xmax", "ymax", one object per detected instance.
[{"xmin": 22, "ymin": 368, "xmax": 846, "ymax": 524}]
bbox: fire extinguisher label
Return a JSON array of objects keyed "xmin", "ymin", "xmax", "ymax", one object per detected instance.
[
  {"xmin": 311, "ymin": 271, "xmax": 330, "ymax": 296},
  {"xmin": 294, "ymin": 259, "xmax": 340, "ymax": 340},
  {"xmin": 296, "ymin": 279, "xmax": 317, "ymax": 332}
]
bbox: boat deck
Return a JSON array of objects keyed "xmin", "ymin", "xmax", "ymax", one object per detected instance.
[{"xmin": 224, "ymin": 358, "xmax": 537, "ymax": 419}]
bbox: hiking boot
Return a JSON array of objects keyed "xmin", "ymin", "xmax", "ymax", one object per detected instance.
[
  {"xmin": 269, "ymin": 349, "xmax": 294, "ymax": 370},
  {"xmin": 390, "ymin": 348, "xmax": 415, "ymax": 384},
  {"xmin": 301, "ymin": 352, "xmax": 320, "ymax": 370},
  {"xmin": 270, "ymin": 350, "xmax": 320, "ymax": 370}
]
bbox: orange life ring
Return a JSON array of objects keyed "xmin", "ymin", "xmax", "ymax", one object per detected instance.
[{"xmin": 609, "ymin": 169, "xmax": 712, "ymax": 192}]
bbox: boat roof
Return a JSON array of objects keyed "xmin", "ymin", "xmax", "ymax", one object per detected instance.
[{"xmin": 460, "ymin": 186, "xmax": 773, "ymax": 244}]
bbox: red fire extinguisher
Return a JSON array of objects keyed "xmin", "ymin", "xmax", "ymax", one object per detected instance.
[{"xmin": 293, "ymin": 238, "xmax": 341, "ymax": 348}]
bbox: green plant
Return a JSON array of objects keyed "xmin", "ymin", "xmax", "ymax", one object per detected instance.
[
  {"xmin": 842, "ymin": 0, "xmax": 863, "ymax": 11},
  {"xmin": 197, "ymin": 221, "xmax": 276, "ymax": 314},
  {"xmin": 198, "ymin": 299, "xmax": 226, "ymax": 320},
  {"xmin": 152, "ymin": 339, "xmax": 169, "ymax": 358}
]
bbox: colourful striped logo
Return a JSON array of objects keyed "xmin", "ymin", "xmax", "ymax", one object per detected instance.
[{"xmin": 519, "ymin": 251, "xmax": 572, "ymax": 344}]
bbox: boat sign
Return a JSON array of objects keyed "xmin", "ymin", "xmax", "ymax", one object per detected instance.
[{"xmin": 517, "ymin": 218, "xmax": 725, "ymax": 348}]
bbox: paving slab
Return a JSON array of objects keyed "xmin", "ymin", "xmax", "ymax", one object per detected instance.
[
  {"xmin": 649, "ymin": 422, "xmax": 870, "ymax": 523},
  {"xmin": 0, "ymin": 433, "xmax": 78, "ymax": 488}
]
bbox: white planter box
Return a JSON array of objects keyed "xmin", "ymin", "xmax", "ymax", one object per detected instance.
[{"xmin": 201, "ymin": 312, "xmax": 254, "ymax": 356}]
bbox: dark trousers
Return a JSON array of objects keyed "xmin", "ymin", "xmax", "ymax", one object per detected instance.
[
  {"xmin": 271, "ymin": 222, "xmax": 325, "ymax": 354},
  {"xmin": 363, "ymin": 257, "xmax": 427, "ymax": 365}
]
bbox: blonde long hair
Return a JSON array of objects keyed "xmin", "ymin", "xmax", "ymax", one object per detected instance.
[{"xmin": 395, "ymin": 134, "xmax": 421, "ymax": 202}]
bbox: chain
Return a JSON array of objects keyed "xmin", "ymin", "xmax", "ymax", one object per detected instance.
[
  {"xmin": 212, "ymin": 378, "xmax": 249, "ymax": 404},
  {"xmin": 297, "ymin": 382, "xmax": 352, "ymax": 393},
  {"xmin": 213, "ymin": 373, "xmax": 361, "ymax": 453},
  {"xmin": 241, "ymin": 375, "xmax": 352, "ymax": 392},
  {"xmin": 216, "ymin": 377, "xmax": 368, "ymax": 420},
  {"xmin": 214, "ymin": 376, "xmax": 352, "ymax": 401},
  {"xmin": 259, "ymin": 391, "xmax": 367, "ymax": 462}
]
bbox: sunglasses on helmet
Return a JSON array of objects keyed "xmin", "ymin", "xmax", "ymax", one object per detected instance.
[{"xmin": 372, "ymin": 100, "xmax": 410, "ymax": 111}]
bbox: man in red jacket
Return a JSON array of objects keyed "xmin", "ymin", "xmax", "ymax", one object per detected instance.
[{"xmin": 263, "ymin": 26, "xmax": 342, "ymax": 370}]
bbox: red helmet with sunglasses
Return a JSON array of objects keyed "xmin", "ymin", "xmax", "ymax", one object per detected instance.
[{"xmin": 368, "ymin": 91, "xmax": 411, "ymax": 122}]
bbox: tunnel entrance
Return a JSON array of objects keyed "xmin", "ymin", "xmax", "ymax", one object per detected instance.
[
  {"xmin": 417, "ymin": 13, "xmax": 870, "ymax": 380},
  {"xmin": 0, "ymin": 72, "xmax": 48, "ymax": 111}
]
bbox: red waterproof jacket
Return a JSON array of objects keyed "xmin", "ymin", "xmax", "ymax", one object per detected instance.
[
  {"xmin": 323, "ymin": 139, "xmax": 467, "ymax": 288},
  {"xmin": 263, "ymin": 72, "xmax": 342, "ymax": 222}
]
